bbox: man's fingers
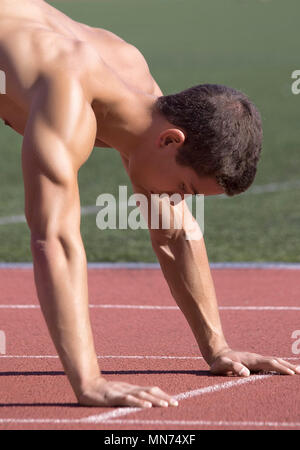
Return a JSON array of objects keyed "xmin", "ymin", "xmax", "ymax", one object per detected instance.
[
  {"xmin": 211, "ymin": 357, "xmax": 250, "ymax": 377},
  {"xmin": 147, "ymin": 386, "xmax": 178, "ymax": 406},
  {"xmin": 257, "ymin": 358, "xmax": 296, "ymax": 375},
  {"xmin": 210, "ymin": 352, "xmax": 300, "ymax": 379},
  {"xmin": 119, "ymin": 387, "xmax": 179, "ymax": 408},
  {"xmin": 235, "ymin": 356, "xmax": 297, "ymax": 375},
  {"xmin": 79, "ymin": 381, "xmax": 179, "ymax": 408},
  {"xmin": 121, "ymin": 394, "xmax": 152, "ymax": 408},
  {"xmin": 138, "ymin": 391, "xmax": 169, "ymax": 407},
  {"xmin": 142, "ymin": 386, "xmax": 179, "ymax": 407},
  {"xmin": 229, "ymin": 362, "xmax": 250, "ymax": 377},
  {"xmin": 275, "ymin": 358, "xmax": 300, "ymax": 374}
]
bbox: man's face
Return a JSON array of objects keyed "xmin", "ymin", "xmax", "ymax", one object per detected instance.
[
  {"xmin": 130, "ymin": 143, "xmax": 225, "ymax": 197},
  {"xmin": 149, "ymin": 165, "xmax": 225, "ymax": 197}
]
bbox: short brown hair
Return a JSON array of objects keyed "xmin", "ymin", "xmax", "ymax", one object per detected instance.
[{"xmin": 155, "ymin": 84, "xmax": 263, "ymax": 196}]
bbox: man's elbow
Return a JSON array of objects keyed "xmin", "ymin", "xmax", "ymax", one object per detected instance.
[
  {"xmin": 31, "ymin": 234, "xmax": 59, "ymax": 258},
  {"xmin": 30, "ymin": 226, "xmax": 82, "ymax": 262}
]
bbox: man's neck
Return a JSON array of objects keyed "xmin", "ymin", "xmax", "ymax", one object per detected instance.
[{"xmin": 92, "ymin": 91, "xmax": 159, "ymax": 159}]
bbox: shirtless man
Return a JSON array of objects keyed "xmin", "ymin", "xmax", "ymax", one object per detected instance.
[{"xmin": 1, "ymin": 0, "xmax": 299, "ymax": 409}]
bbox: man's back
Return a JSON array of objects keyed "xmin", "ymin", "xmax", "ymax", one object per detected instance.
[{"xmin": 0, "ymin": 0, "xmax": 156, "ymax": 135}]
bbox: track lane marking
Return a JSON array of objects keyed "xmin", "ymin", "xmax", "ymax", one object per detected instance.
[
  {"xmin": 89, "ymin": 419, "xmax": 300, "ymax": 428},
  {"xmin": 0, "ymin": 374, "xmax": 272, "ymax": 425},
  {"xmin": 0, "ymin": 355, "xmax": 204, "ymax": 360},
  {"xmin": 1, "ymin": 262, "xmax": 300, "ymax": 269},
  {"xmin": 1, "ymin": 304, "xmax": 300, "ymax": 310},
  {"xmin": 0, "ymin": 355, "xmax": 299, "ymax": 360}
]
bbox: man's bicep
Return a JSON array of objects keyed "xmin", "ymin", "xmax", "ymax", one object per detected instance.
[
  {"xmin": 22, "ymin": 76, "xmax": 95, "ymax": 237},
  {"xmin": 22, "ymin": 126, "xmax": 80, "ymax": 238}
]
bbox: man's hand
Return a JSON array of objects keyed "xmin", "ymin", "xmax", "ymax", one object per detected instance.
[
  {"xmin": 210, "ymin": 348, "xmax": 300, "ymax": 377},
  {"xmin": 77, "ymin": 377, "xmax": 179, "ymax": 408}
]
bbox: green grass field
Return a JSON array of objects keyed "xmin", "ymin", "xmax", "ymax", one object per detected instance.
[{"xmin": 0, "ymin": 0, "xmax": 299, "ymax": 262}]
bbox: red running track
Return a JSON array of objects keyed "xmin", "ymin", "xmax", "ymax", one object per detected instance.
[{"xmin": 0, "ymin": 267, "xmax": 299, "ymax": 430}]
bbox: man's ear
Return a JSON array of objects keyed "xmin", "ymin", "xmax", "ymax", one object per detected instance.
[{"xmin": 158, "ymin": 129, "xmax": 186, "ymax": 148}]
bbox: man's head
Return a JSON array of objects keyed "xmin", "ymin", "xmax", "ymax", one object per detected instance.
[{"xmin": 154, "ymin": 84, "xmax": 263, "ymax": 196}]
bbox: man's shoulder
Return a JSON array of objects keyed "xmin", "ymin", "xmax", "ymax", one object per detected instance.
[
  {"xmin": 0, "ymin": 21, "xmax": 98, "ymax": 94},
  {"xmin": 86, "ymin": 27, "xmax": 159, "ymax": 96}
]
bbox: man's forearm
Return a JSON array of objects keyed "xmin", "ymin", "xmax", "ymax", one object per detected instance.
[
  {"xmin": 152, "ymin": 234, "xmax": 229, "ymax": 364},
  {"xmin": 31, "ymin": 234, "xmax": 101, "ymax": 398}
]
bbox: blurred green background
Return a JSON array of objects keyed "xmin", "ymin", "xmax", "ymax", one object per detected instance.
[{"xmin": 0, "ymin": 0, "xmax": 299, "ymax": 262}]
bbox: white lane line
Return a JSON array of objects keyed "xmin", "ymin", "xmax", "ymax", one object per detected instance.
[
  {"xmin": 0, "ymin": 374, "xmax": 271, "ymax": 425},
  {"xmin": 1, "ymin": 304, "xmax": 300, "ymax": 310},
  {"xmin": 0, "ymin": 418, "xmax": 82, "ymax": 424},
  {"xmin": 209, "ymin": 262, "xmax": 300, "ymax": 269},
  {"xmin": 0, "ymin": 355, "xmax": 60, "ymax": 359},
  {"xmin": 174, "ymin": 375, "xmax": 272, "ymax": 402},
  {"xmin": 0, "ymin": 355, "xmax": 299, "ymax": 360},
  {"xmin": 0, "ymin": 215, "xmax": 26, "ymax": 226},
  {"xmin": 1, "ymin": 262, "xmax": 300, "ymax": 269},
  {"xmin": 84, "ymin": 407, "xmax": 141, "ymax": 424},
  {"xmin": 0, "ymin": 205, "xmax": 100, "ymax": 226},
  {"xmin": 92, "ymin": 419, "xmax": 300, "ymax": 428},
  {"xmin": 220, "ymin": 306, "xmax": 300, "ymax": 310},
  {"xmin": 218, "ymin": 180, "xmax": 300, "ymax": 199},
  {"xmin": 0, "ymin": 355, "xmax": 203, "ymax": 360},
  {"xmin": 0, "ymin": 417, "xmax": 298, "ymax": 429},
  {"xmin": 0, "ymin": 305, "xmax": 40, "ymax": 309},
  {"xmin": 0, "ymin": 202, "xmax": 126, "ymax": 226},
  {"xmin": 247, "ymin": 180, "xmax": 300, "ymax": 195},
  {"xmin": 0, "ymin": 304, "xmax": 178, "ymax": 310}
]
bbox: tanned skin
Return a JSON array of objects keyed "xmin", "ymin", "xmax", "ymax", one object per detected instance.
[{"xmin": 0, "ymin": 0, "xmax": 299, "ymax": 408}]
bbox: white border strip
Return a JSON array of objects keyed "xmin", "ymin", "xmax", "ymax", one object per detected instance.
[
  {"xmin": 0, "ymin": 304, "xmax": 300, "ymax": 311},
  {"xmin": 0, "ymin": 355, "xmax": 298, "ymax": 360},
  {"xmin": 0, "ymin": 417, "xmax": 298, "ymax": 429},
  {"xmin": 93, "ymin": 419, "xmax": 300, "ymax": 429},
  {"xmin": 1, "ymin": 262, "xmax": 300, "ymax": 269},
  {"xmin": 0, "ymin": 354, "xmax": 204, "ymax": 360}
]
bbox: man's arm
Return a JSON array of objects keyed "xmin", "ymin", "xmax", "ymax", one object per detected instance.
[
  {"xmin": 133, "ymin": 188, "xmax": 229, "ymax": 365},
  {"xmin": 22, "ymin": 74, "xmax": 178, "ymax": 407},
  {"xmin": 22, "ymin": 74, "xmax": 101, "ymax": 398},
  {"xmin": 153, "ymin": 204, "xmax": 300, "ymax": 375},
  {"xmin": 128, "ymin": 180, "xmax": 300, "ymax": 376},
  {"xmin": 152, "ymin": 227, "xmax": 229, "ymax": 365}
]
